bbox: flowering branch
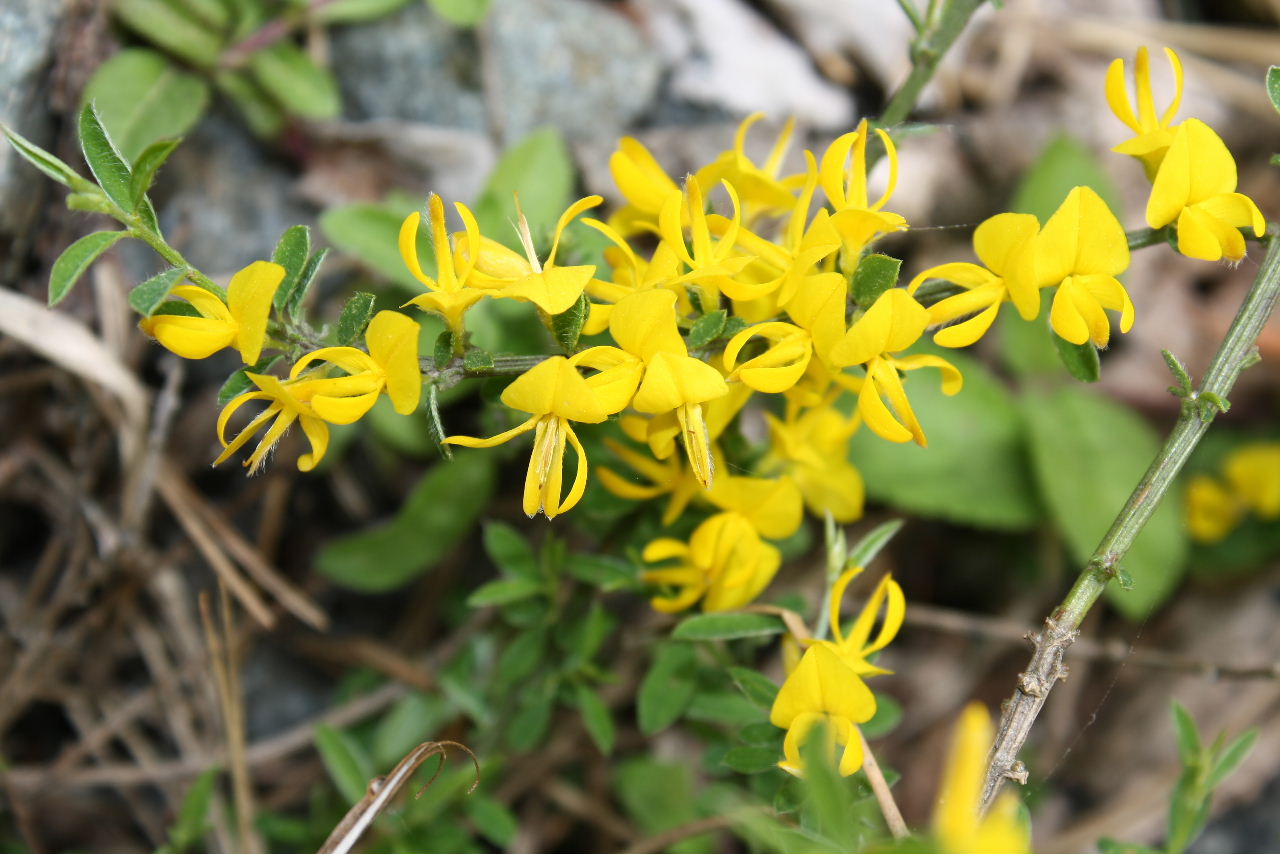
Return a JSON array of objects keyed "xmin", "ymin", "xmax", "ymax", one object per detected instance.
[
  {"xmin": 981, "ymin": 228, "xmax": 1280, "ymax": 813},
  {"xmin": 879, "ymin": 0, "xmax": 986, "ymax": 128}
]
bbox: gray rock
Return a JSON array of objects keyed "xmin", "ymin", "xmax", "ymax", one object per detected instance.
[
  {"xmin": 0, "ymin": 0, "xmax": 68, "ymax": 238},
  {"xmin": 487, "ymin": 0, "xmax": 662, "ymax": 143},
  {"xmin": 328, "ymin": 2, "xmax": 488, "ymax": 131}
]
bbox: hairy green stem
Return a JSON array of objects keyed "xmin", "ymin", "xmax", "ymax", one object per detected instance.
[
  {"xmin": 879, "ymin": 0, "xmax": 986, "ymax": 128},
  {"xmin": 981, "ymin": 230, "xmax": 1280, "ymax": 812}
]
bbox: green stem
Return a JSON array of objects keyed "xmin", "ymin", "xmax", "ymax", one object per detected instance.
[
  {"xmin": 1127, "ymin": 226, "xmax": 1168, "ymax": 251},
  {"xmin": 982, "ymin": 229, "xmax": 1280, "ymax": 811},
  {"xmin": 894, "ymin": 0, "xmax": 925, "ymax": 32},
  {"xmin": 878, "ymin": 0, "xmax": 986, "ymax": 128},
  {"xmin": 121, "ymin": 213, "xmax": 227, "ymax": 300}
]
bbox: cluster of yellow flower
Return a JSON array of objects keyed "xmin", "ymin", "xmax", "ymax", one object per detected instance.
[{"xmin": 1186, "ymin": 442, "xmax": 1280, "ymax": 543}]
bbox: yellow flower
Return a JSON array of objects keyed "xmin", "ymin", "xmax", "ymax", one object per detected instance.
[
  {"xmin": 607, "ymin": 136, "xmax": 685, "ymax": 237},
  {"xmin": 608, "ymin": 289, "xmax": 728, "ymax": 487},
  {"xmin": 140, "ymin": 261, "xmax": 284, "ymax": 363},
  {"xmin": 703, "ymin": 113, "xmax": 800, "ymax": 224},
  {"xmin": 819, "ymin": 119, "xmax": 908, "ymax": 256},
  {"xmin": 596, "ymin": 437, "xmax": 704, "ymax": 526},
  {"xmin": 400, "ymin": 194, "xmax": 485, "ymax": 346},
  {"xmin": 1106, "ymin": 46, "xmax": 1184, "ymax": 180},
  {"xmin": 769, "ymin": 643, "xmax": 877, "ymax": 777},
  {"xmin": 907, "ymin": 212, "xmax": 1040, "ymax": 348},
  {"xmin": 705, "ymin": 469, "xmax": 804, "ymax": 540},
  {"xmin": 830, "ymin": 289, "xmax": 963, "ymax": 446},
  {"xmin": 1223, "ymin": 443, "xmax": 1280, "ymax": 519},
  {"xmin": 1185, "ymin": 473, "xmax": 1241, "ymax": 544},
  {"xmin": 215, "ymin": 372, "xmax": 347, "ymax": 473},
  {"xmin": 458, "ymin": 195, "xmax": 603, "ymax": 315},
  {"xmin": 933, "ymin": 703, "xmax": 1030, "ymax": 854},
  {"xmin": 287, "ymin": 310, "xmax": 422, "ymax": 423},
  {"xmin": 657, "ymin": 176, "xmax": 754, "ymax": 310},
  {"xmin": 809, "ymin": 566, "xmax": 904, "ymax": 676},
  {"xmin": 1038, "ymin": 186, "xmax": 1134, "ymax": 348},
  {"xmin": 642, "ymin": 511, "xmax": 781, "ymax": 612},
  {"xmin": 1146, "ymin": 119, "xmax": 1266, "ymax": 263},
  {"xmin": 762, "ymin": 404, "xmax": 864, "ymax": 522},
  {"xmin": 443, "ymin": 354, "xmax": 635, "ymax": 519},
  {"xmin": 723, "ymin": 321, "xmax": 812, "ymax": 393}
]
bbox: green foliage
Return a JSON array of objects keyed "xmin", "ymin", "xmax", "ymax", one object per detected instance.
[
  {"xmin": 465, "ymin": 794, "xmax": 518, "ymax": 848},
  {"xmin": 129, "ymin": 138, "xmax": 182, "ymax": 208},
  {"xmin": 575, "ymin": 683, "xmax": 616, "ymax": 755},
  {"xmin": 1022, "ymin": 387, "xmax": 1188, "ymax": 619},
  {"xmin": 217, "ymin": 354, "xmax": 283, "ymax": 406},
  {"xmin": 320, "ymin": 198, "xmax": 424, "ymax": 290},
  {"xmin": 1012, "ymin": 133, "xmax": 1122, "ymax": 223},
  {"xmin": 846, "ymin": 518, "xmax": 905, "ymax": 568},
  {"xmin": 78, "ymin": 102, "xmax": 136, "ymax": 215},
  {"xmin": 688, "ymin": 309, "xmax": 729, "ymax": 349},
  {"xmin": 2, "ymin": 125, "xmax": 86, "ymax": 188},
  {"xmin": 314, "ymin": 724, "xmax": 375, "ymax": 805},
  {"xmin": 471, "ymin": 128, "xmax": 575, "ymax": 247},
  {"xmin": 638, "ymin": 642, "xmax": 698, "ymax": 734},
  {"xmin": 672, "ymin": 613, "xmax": 786, "ymax": 641},
  {"xmin": 82, "ymin": 50, "xmax": 208, "ymax": 162},
  {"xmin": 158, "ymin": 767, "xmax": 218, "ymax": 854},
  {"xmin": 427, "ymin": 0, "xmax": 493, "ymax": 27},
  {"xmin": 248, "ymin": 43, "xmax": 341, "ymax": 120},
  {"xmin": 271, "ymin": 225, "xmax": 312, "ymax": 311},
  {"xmin": 851, "ymin": 253, "xmax": 902, "ymax": 309},
  {"xmin": 616, "ymin": 759, "xmax": 715, "ymax": 854},
  {"xmin": 316, "ymin": 0, "xmax": 416, "ymax": 23},
  {"xmin": 1054, "ymin": 334, "xmax": 1101, "ymax": 383},
  {"xmin": 1268, "ymin": 66, "xmax": 1280, "ymax": 114},
  {"xmin": 112, "ymin": 0, "xmax": 224, "ymax": 68},
  {"xmin": 336, "ymin": 292, "xmax": 377, "ymax": 345},
  {"xmin": 48, "ymin": 231, "xmax": 126, "ymax": 306},
  {"xmin": 128, "ymin": 268, "xmax": 186, "ymax": 316},
  {"xmin": 552, "ymin": 292, "xmax": 590, "ymax": 354},
  {"xmin": 316, "ymin": 454, "xmax": 495, "ymax": 592},
  {"xmin": 852, "ymin": 346, "xmax": 1041, "ymax": 530}
]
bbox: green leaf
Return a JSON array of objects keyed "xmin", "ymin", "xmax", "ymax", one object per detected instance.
[
  {"xmin": 315, "ymin": 0, "xmax": 415, "ymax": 23},
  {"xmin": 433, "ymin": 330, "xmax": 454, "ymax": 370},
  {"xmin": 846, "ymin": 518, "xmax": 904, "ymax": 568},
  {"xmin": 314, "ymin": 724, "xmax": 374, "ymax": 805},
  {"xmin": 1054, "ymin": 333, "xmax": 1101, "ymax": 382},
  {"xmin": 49, "ymin": 231, "xmax": 126, "ymax": 306},
  {"xmin": 686, "ymin": 691, "xmax": 765, "ymax": 726},
  {"xmin": 465, "ymin": 794, "xmax": 518, "ymax": 848},
  {"xmin": 168, "ymin": 767, "xmax": 218, "ymax": 852},
  {"xmin": 287, "ymin": 248, "xmax": 330, "ymax": 317},
  {"xmin": 336, "ymin": 291, "xmax": 377, "ymax": 345},
  {"xmin": 214, "ymin": 70, "xmax": 286, "ymax": 138},
  {"xmin": 1011, "ymin": 133, "xmax": 1123, "ymax": 222},
  {"xmin": 552, "ymin": 292, "xmax": 590, "ymax": 354},
  {"xmin": 79, "ymin": 102, "xmax": 135, "ymax": 213},
  {"xmin": 112, "ymin": 0, "xmax": 225, "ymax": 68},
  {"xmin": 320, "ymin": 201, "xmax": 423, "ymax": 290},
  {"xmin": 1268, "ymin": 66, "xmax": 1280, "ymax": 115},
  {"xmin": 860, "ymin": 694, "xmax": 903, "ymax": 739},
  {"xmin": 249, "ymin": 43, "xmax": 341, "ymax": 120},
  {"xmin": 615, "ymin": 759, "xmax": 709, "ymax": 854},
  {"xmin": 483, "ymin": 522, "xmax": 538, "ymax": 580},
  {"xmin": 851, "ymin": 345, "xmax": 1041, "ymax": 529},
  {"xmin": 217, "ymin": 354, "xmax": 283, "ymax": 407},
  {"xmin": 2, "ymin": 125, "xmax": 85, "ymax": 188},
  {"xmin": 1022, "ymin": 386, "xmax": 1188, "ymax": 619},
  {"xmin": 1206, "ymin": 729, "xmax": 1257, "ymax": 790},
  {"xmin": 507, "ymin": 681, "xmax": 555, "ymax": 750},
  {"xmin": 427, "ymin": 0, "xmax": 492, "ymax": 27},
  {"xmin": 565, "ymin": 553, "xmax": 639, "ymax": 591},
  {"xmin": 722, "ymin": 746, "xmax": 781, "ymax": 774},
  {"xmin": 1171, "ymin": 700, "xmax": 1201, "ymax": 767},
  {"xmin": 271, "ymin": 225, "xmax": 312, "ymax": 311},
  {"xmin": 463, "ymin": 349, "xmax": 494, "ymax": 371},
  {"xmin": 472, "ymin": 128, "xmax": 574, "ymax": 247},
  {"xmin": 638, "ymin": 642, "xmax": 697, "ymax": 734},
  {"xmin": 728, "ymin": 666, "xmax": 779, "ymax": 708},
  {"xmin": 129, "ymin": 267, "xmax": 186, "ymax": 316},
  {"xmin": 494, "ymin": 627, "xmax": 546, "ymax": 687},
  {"xmin": 372, "ymin": 691, "xmax": 449, "ymax": 766},
  {"xmin": 129, "ymin": 138, "xmax": 182, "ymax": 208},
  {"xmin": 426, "ymin": 382, "xmax": 453, "ymax": 460},
  {"xmin": 82, "ymin": 50, "xmax": 208, "ymax": 162},
  {"xmin": 576, "ymin": 684, "xmax": 616, "ymax": 755},
  {"xmin": 687, "ymin": 310, "xmax": 728, "ymax": 349},
  {"xmin": 316, "ymin": 454, "xmax": 494, "ymax": 592},
  {"xmin": 850, "ymin": 254, "xmax": 902, "ymax": 309},
  {"xmin": 466, "ymin": 577, "xmax": 543, "ymax": 607},
  {"xmin": 672, "ymin": 612, "xmax": 785, "ymax": 641}
]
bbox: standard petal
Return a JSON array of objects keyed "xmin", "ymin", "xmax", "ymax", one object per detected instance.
[
  {"xmin": 609, "ymin": 289, "xmax": 687, "ymax": 360},
  {"xmin": 364, "ymin": 310, "xmax": 422, "ymax": 414},
  {"xmin": 632, "ymin": 352, "xmax": 728, "ymax": 413},
  {"xmin": 227, "ymin": 260, "xmax": 286, "ymax": 365}
]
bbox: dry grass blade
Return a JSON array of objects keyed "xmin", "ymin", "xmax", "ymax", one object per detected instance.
[{"xmin": 317, "ymin": 741, "xmax": 480, "ymax": 854}]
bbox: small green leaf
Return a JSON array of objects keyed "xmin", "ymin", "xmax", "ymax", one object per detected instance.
[
  {"xmin": 128, "ymin": 267, "xmax": 186, "ymax": 316},
  {"xmin": 860, "ymin": 693, "xmax": 903, "ymax": 738},
  {"xmin": 472, "ymin": 128, "xmax": 574, "ymax": 247},
  {"xmin": 112, "ymin": 0, "xmax": 225, "ymax": 68},
  {"xmin": 686, "ymin": 691, "xmax": 763, "ymax": 726},
  {"xmin": 1268, "ymin": 66, "xmax": 1280, "ymax": 114},
  {"xmin": 433, "ymin": 330, "xmax": 454, "ymax": 370},
  {"xmin": 315, "ymin": 0, "xmax": 414, "ymax": 23},
  {"xmin": 82, "ymin": 49, "xmax": 208, "ymax": 162},
  {"xmin": 290, "ymin": 248, "xmax": 330, "ymax": 317},
  {"xmin": 671, "ymin": 612, "xmax": 785, "ymax": 641},
  {"xmin": 846, "ymin": 518, "xmax": 904, "ymax": 569},
  {"xmin": 427, "ymin": 0, "xmax": 492, "ymax": 27},
  {"xmin": 1206, "ymin": 729, "xmax": 1257, "ymax": 790},
  {"xmin": 314, "ymin": 725, "xmax": 374, "ymax": 805},
  {"xmin": 426, "ymin": 382, "xmax": 453, "ymax": 460},
  {"xmin": 576, "ymin": 684, "xmax": 616, "ymax": 755},
  {"xmin": 249, "ymin": 43, "xmax": 341, "ymax": 120},
  {"xmin": 129, "ymin": 138, "xmax": 182, "ymax": 208},
  {"xmin": 638, "ymin": 643, "xmax": 697, "ymax": 734},
  {"xmin": 564, "ymin": 553, "xmax": 639, "ymax": 591},
  {"xmin": 1054, "ymin": 333, "xmax": 1101, "ymax": 383},
  {"xmin": 320, "ymin": 200, "xmax": 423, "ymax": 290},
  {"xmin": 727, "ymin": 666, "xmax": 779, "ymax": 708},
  {"xmin": 214, "ymin": 70, "xmax": 286, "ymax": 138},
  {"xmin": 687, "ymin": 309, "xmax": 728, "ymax": 349},
  {"xmin": 271, "ymin": 225, "xmax": 312, "ymax": 311},
  {"xmin": 551, "ymin": 292, "xmax": 589, "ymax": 354},
  {"xmin": 49, "ymin": 231, "xmax": 126, "ymax": 306},
  {"xmin": 463, "ymin": 349, "xmax": 495, "ymax": 371},
  {"xmin": 168, "ymin": 767, "xmax": 218, "ymax": 853},
  {"xmin": 79, "ymin": 102, "xmax": 135, "ymax": 213},
  {"xmin": 335, "ymin": 292, "xmax": 376, "ymax": 345},
  {"xmin": 721, "ymin": 315, "xmax": 748, "ymax": 339},
  {"xmin": 507, "ymin": 681, "xmax": 555, "ymax": 751},
  {"xmin": 483, "ymin": 522, "xmax": 538, "ymax": 580},
  {"xmin": 850, "ymin": 254, "xmax": 902, "ymax": 309},
  {"xmin": 316, "ymin": 454, "xmax": 494, "ymax": 592},
  {"xmin": 722, "ymin": 746, "xmax": 781, "ymax": 774},
  {"xmin": 494, "ymin": 627, "xmax": 546, "ymax": 687},
  {"xmin": 217, "ymin": 354, "xmax": 283, "ymax": 407},
  {"xmin": 152, "ymin": 300, "xmax": 201, "ymax": 318},
  {"xmin": 466, "ymin": 577, "xmax": 543, "ymax": 607},
  {"xmin": 465, "ymin": 794, "xmax": 518, "ymax": 848},
  {"xmin": 3, "ymin": 125, "xmax": 85, "ymax": 188}
]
